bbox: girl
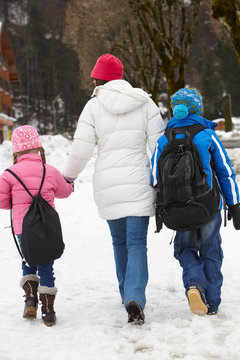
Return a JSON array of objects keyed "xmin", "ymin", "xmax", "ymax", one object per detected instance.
[{"xmin": 0, "ymin": 125, "xmax": 73, "ymax": 326}]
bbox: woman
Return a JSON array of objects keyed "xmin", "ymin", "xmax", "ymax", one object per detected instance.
[{"xmin": 64, "ymin": 54, "xmax": 165, "ymax": 324}]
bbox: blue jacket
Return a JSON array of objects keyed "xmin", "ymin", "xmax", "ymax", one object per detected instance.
[{"xmin": 151, "ymin": 114, "xmax": 239, "ymax": 206}]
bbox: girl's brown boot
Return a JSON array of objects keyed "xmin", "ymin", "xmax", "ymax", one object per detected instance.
[{"xmin": 20, "ymin": 275, "xmax": 39, "ymax": 319}]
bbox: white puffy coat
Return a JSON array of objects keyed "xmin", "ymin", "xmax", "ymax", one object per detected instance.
[{"xmin": 64, "ymin": 80, "xmax": 165, "ymax": 220}]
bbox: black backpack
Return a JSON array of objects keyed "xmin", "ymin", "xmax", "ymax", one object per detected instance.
[
  {"xmin": 6, "ymin": 165, "xmax": 65, "ymax": 267},
  {"xmin": 154, "ymin": 124, "xmax": 220, "ymax": 235}
]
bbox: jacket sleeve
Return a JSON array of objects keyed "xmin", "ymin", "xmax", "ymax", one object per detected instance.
[
  {"xmin": 63, "ymin": 101, "xmax": 97, "ymax": 180},
  {"xmin": 210, "ymin": 132, "xmax": 239, "ymax": 205},
  {"xmin": 147, "ymin": 99, "xmax": 165, "ymax": 154},
  {"xmin": 0, "ymin": 172, "xmax": 11, "ymax": 210},
  {"xmin": 151, "ymin": 135, "xmax": 168, "ymax": 187},
  {"xmin": 54, "ymin": 169, "xmax": 74, "ymax": 199}
]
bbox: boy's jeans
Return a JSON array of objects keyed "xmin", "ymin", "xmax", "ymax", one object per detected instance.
[
  {"xmin": 107, "ymin": 216, "xmax": 149, "ymax": 310},
  {"xmin": 17, "ymin": 235, "xmax": 55, "ymax": 287},
  {"xmin": 174, "ymin": 211, "xmax": 223, "ymax": 310}
]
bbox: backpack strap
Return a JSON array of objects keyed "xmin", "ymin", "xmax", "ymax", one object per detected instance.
[
  {"xmin": 165, "ymin": 124, "xmax": 206, "ymax": 141},
  {"xmin": 38, "ymin": 164, "xmax": 46, "ymax": 194},
  {"xmin": 190, "ymin": 228, "xmax": 202, "ymax": 247},
  {"xmin": 185, "ymin": 124, "xmax": 207, "ymax": 139},
  {"xmin": 9, "ymin": 205, "xmax": 26, "ymax": 264},
  {"xmin": 6, "ymin": 169, "xmax": 33, "ymax": 198},
  {"xmin": 5, "ymin": 164, "xmax": 46, "ymax": 197},
  {"xmin": 5, "ymin": 164, "xmax": 46, "ymax": 264}
]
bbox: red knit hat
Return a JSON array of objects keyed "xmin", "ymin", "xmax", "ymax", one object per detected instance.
[{"xmin": 91, "ymin": 54, "xmax": 124, "ymax": 81}]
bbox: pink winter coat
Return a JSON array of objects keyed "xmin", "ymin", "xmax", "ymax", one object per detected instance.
[{"xmin": 0, "ymin": 153, "xmax": 73, "ymax": 234}]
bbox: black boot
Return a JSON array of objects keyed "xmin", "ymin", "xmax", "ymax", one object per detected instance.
[
  {"xmin": 20, "ymin": 275, "xmax": 39, "ymax": 319},
  {"xmin": 126, "ymin": 301, "xmax": 145, "ymax": 324},
  {"xmin": 38, "ymin": 286, "xmax": 58, "ymax": 327}
]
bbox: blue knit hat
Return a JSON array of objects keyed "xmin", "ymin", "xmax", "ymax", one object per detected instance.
[{"xmin": 170, "ymin": 88, "xmax": 203, "ymax": 119}]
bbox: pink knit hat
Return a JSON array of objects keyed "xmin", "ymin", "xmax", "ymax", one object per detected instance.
[
  {"xmin": 11, "ymin": 125, "xmax": 42, "ymax": 153},
  {"xmin": 91, "ymin": 54, "xmax": 124, "ymax": 81}
]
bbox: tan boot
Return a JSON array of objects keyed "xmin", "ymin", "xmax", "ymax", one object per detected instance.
[
  {"xmin": 187, "ymin": 286, "xmax": 208, "ymax": 316},
  {"xmin": 20, "ymin": 275, "xmax": 39, "ymax": 319}
]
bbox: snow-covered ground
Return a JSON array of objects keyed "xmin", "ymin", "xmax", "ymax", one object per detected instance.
[{"xmin": 1, "ymin": 134, "xmax": 240, "ymax": 360}]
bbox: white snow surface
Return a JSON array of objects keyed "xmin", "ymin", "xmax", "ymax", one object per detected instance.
[{"xmin": 1, "ymin": 134, "xmax": 240, "ymax": 360}]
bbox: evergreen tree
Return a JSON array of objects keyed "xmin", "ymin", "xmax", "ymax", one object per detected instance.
[
  {"xmin": 212, "ymin": 0, "xmax": 240, "ymax": 66},
  {"xmin": 1, "ymin": 0, "xmax": 84, "ymax": 135},
  {"xmin": 218, "ymin": 41, "xmax": 240, "ymax": 116},
  {"xmin": 201, "ymin": 52, "xmax": 223, "ymax": 119}
]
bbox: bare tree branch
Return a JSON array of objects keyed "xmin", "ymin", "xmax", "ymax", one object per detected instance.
[{"xmin": 112, "ymin": 0, "xmax": 202, "ymax": 103}]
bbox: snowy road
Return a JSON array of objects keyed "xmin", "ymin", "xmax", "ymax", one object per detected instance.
[
  {"xmin": 1, "ymin": 181, "xmax": 240, "ymax": 360},
  {"xmin": 0, "ymin": 135, "xmax": 240, "ymax": 360}
]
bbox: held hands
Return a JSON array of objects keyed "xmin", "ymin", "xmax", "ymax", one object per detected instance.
[
  {"xmin": 227, "ymin": 203, "xmax": 240, "ymax": 230},
  {"xmin": 63, "ymin": 176, "xmax": 75, "ymax": 192},
  {"xmin": 67, "ymin": 181, "xmax": 74, "ymax": 192}
]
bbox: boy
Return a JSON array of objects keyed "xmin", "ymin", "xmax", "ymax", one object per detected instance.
[{"xmin": 151, "ymin": 88, "xmax": 240, "ymax": 315}]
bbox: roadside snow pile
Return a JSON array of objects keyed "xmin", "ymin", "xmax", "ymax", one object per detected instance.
[
  {"xmin": 1, "ymin": 120, "xmax": 240, "ymax": 178},
  {"xmin": 0, "ymin": 135, "xmax": 95, "ymax": 183},
  {"xmin": 216, "ymin": 117, "xmax": 240, "ymax": 141}
]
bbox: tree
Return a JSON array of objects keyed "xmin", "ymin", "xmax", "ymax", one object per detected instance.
[
  {"xmin": 212, "ymin": 0, "xmax": 240, "ymax": 66},
  {"xmin": 113, "ymin": 0, "xmax": 202, "ymax": 103},
  {"xmin": 63, "ymin": 0, "xmax": 129, "ymax": 93},
  {"xmin": 112, "ymin": 17, "xmax": 164, "ymax": 103},
  {"xmin": 200, "ymin": 51, "xmax": 223, "ymax": 119},
  {"xmin": 112, "ymin": 22, "xmax": 164, "ymax": 103},
  {"xmin": 1, "ymin": 0, "xmax": 84, "ymax": 134}
]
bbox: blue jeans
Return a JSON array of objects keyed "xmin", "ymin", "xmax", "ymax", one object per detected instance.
[
  {"xmin": 174, "ymin": 211, "xmax": 223, "ymax": 310},
  {"xmin": 107, "ymin": 216, "xmax": 149, "ymax": 310},
  {"xmin": 17, "ymin": 235, "xmax": 55, "ymax": 287}
]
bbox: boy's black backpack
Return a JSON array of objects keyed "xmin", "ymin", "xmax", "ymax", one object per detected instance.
[
  {"xmin": 155, "ymin": 124, "xmax": 220, "ymax": 235},
  {"xmin": 6, "ymin": 165, "xmax": 65, "ymax": 267}
]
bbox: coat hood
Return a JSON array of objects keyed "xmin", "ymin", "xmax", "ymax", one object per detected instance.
[
  {"xmin": 166, "ymin": 114, "xmax": 217, "ymax": 130},
  {"xmin": 91, "ymin": 80, "xmax": 151, "ymax": 115}
]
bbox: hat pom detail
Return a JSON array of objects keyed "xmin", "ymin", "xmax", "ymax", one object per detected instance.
[{"xmin": 173, "ymin": 104, "xmax": 189, "ymax": 119}]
